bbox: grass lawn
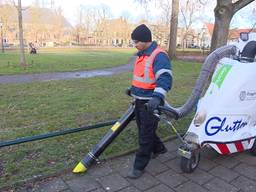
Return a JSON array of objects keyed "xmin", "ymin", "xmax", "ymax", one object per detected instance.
[
  {"xmin": 0, "ymin": 48, "xmax": 134, "ymax": 75},
  {"xmin": 0, "ymin": 60, "xmax": 201, "ymax": 188}
]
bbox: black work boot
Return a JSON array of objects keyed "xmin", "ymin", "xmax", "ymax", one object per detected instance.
[
  {"xmin": 127, "ymin": 168, "xmax": 144, "ymax": 179},
  {"xmin": 152, "ymin": 145, "xmax": 167, "ymax": 158}
]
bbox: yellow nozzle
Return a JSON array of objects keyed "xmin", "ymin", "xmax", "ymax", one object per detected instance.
[{"xmin": 72, "ymin": 162, "xmax": 87, "ymax": 173}]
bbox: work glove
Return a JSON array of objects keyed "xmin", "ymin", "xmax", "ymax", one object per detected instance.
[
  {"xmin": 147, "ymin": 96, "xmax": 162, "ymax": 113},
  {"xmin": 125, "ymin": 87, "xmax": 131, "ymax": 96}
]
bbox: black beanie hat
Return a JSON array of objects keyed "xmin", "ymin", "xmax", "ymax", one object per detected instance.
[{"xmin": 131, "ymin": 24, "xmax": 152, "ymax": 42}]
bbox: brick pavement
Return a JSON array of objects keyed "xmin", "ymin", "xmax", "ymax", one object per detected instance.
[{"xmin": 13, "ymin": 139, "xmax": 256, "ymax": 192}]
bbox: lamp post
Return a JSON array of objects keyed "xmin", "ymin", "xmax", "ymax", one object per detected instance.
[{"xmin": 0, "ymin": 20, "xmax": 4, "ymax": 53}]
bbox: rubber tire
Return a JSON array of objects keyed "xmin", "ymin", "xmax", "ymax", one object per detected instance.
[
  {"xmin": 180, "ymin": 151, "xmax": 200, "ymax": 173},
  {"xmin": 250, "ymin": 139, "xmax": 256, "ymax": 156}
]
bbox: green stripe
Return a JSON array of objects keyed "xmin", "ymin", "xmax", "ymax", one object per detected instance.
[{"xmin": 212, "ymin": 65, "xmax": 232, "ymax": 88}]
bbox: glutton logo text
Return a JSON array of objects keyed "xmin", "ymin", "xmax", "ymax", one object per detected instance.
[{"xmin": 205, "ymin": 116, "xmax": 247, "ymax": 136}]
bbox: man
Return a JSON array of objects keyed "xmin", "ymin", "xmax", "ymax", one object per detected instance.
[{"xmin": 127, "ymin": 24, "xmax": 172, "ymax": 179}]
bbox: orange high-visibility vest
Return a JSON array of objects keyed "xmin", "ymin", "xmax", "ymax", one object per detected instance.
[{"xmin": 132, "ymin": 47, "xmax": 166, "ymax": 89}]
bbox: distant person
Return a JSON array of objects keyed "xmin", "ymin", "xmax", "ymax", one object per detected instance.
[
  {"xmin": 29, "ymin": 42, "xmax": 37, "ymax": 54},
  {"xmin": 127, "ymin": 24, "xmax": 173, "ymax": 179}
]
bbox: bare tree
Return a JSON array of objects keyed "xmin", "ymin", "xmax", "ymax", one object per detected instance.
[
  {"xmin": 52, "ymin": 7, "xmax": 64, "ymax": 43},
  {"xmin": 0, "ymin": 4, "xmax": 15, "ymax": 39},
  {"xmin": 81, "ymin": 6, "xmax": 98, "ymax": 36},
  {"xmin": 74, "ymin": 4, "xmax": 112, "ymax": 45},
  {"xmin": 180, "ymin": 0, "xmax": 203, "ymax": 49},
  {"xmin": 134, "ymin": 0, "xmax": 152, "ymax": 20},
  {"xmin": 28, "ymin": 7, "xmax": 41, "ymax": 43},
  {"xmin": 168, "ymin": 0, "xmax": 179, "ymax": 59},
  {"xmin": 97, "ymin": 4, "xmax": 112, "ymax": 20},
  {"xmin": 74, "ymin": 5, "xmax": 84, "ymax": 45},
  {"xmin": 50, "ymin": 0, "xmax": 54, "ymax": 9},
  {"xmin": 134, "ymin": 0, "xmax": 179, "ymax": 59},
  {"xmin": 211, "ymin": 0, "xmax": 255, "ymax": 51},
  {"xmin": 232, "ymin": 2, "xmax": 256, "ymax": 27},
  {"xmin": 13, "ymin": 0, "xmax": 27, "ymax": 67},
  {"xmin": 158, "ymin": 0, "xmax": 172, "ymax": 26}
]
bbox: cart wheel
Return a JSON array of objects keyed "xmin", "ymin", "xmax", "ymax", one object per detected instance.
[
  {"xmin": 250, "ymin": 139, "xmax": 256, "ymax": 156},
  {"xmin": 180, "ymin": 151, "xmax": 200, "ymax": 173}
]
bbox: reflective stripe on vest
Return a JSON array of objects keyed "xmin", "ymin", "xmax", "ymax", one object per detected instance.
[{"xmin": 132, "ymin": 47, "xmax": 166, "ymax": 89}]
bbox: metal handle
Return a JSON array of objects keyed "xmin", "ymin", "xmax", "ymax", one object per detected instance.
[{"xmin": 158, "ymin": 105, "xmax": 179, "ymax": 120}]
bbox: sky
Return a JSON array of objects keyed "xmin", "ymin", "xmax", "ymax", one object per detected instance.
[
  {"xmin": 21, "ymin": 0, "xmax": 256, "ymax": 29},
  {"xmin": 22, "ymin": 0, "xmax": 141, "ymax": 24}
]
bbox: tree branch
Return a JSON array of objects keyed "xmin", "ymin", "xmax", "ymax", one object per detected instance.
[
  {"xmin": 233, "ymin": 0, "xmax": 255, "ymax": 13},
  {"xmin": 180, "ymin": 8, "xmax": 188, "ymax": 28},
  {"xmin": 11, "ymin": 0, "xmax": 18, "ymax": 9}
]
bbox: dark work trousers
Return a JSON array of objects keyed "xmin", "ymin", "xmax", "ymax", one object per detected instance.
[{"xmin": 134, "ymin": 99, "xmax": 164, "ymax": 170}]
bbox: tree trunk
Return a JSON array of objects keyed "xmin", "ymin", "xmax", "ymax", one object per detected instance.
[
  {"xmin": 18, "ymin": 0, "xmax": 27, "ymax": 67},
  {"xmin": 210, "ymin": 0, "xmax": 255, "ymax": 52},
  {"xmin": 210, "ymin": 2, "xmax": 233, "ymax": 52},
  {"xmin": 168, "ymin": 0, "xmax": 179, "ymax": 59}
]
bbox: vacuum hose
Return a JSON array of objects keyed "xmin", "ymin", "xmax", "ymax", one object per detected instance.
[
  {"xmin": 162, "ymin": 45, "xmax": 237, "ymax": 119},
  {"xmin": 73, "ymin": 103, "xmax": 135, "ymax": 173}
]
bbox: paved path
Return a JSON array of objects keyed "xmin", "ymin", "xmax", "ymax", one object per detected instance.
[
  {"xmin": 177, "ymin": 55, "xmax": 206, "ymax": 63},
  {"xmin": 0, "ymin": 56, "xmax": 136, "ymax": 84},
  {"xmin": 12, "ymin": 138, "xmax": 256, "ymax": 192}
]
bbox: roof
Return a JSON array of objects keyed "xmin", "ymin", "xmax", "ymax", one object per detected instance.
[
  {"xmin": 0, "ymin": 4, "xmax": 72, "ymax": 28},
  {"xmin": 24, "ymin": 8, "xmax": 72, "ymax": 28},
  {"xmin": 205, "ymin": 23, "xmax": 214, "ymax": 35},
  {"xmin": 205, "ymin": 22, "xmax": 254, "ymax": 40},
  {"xmin": 229, "ymin": 28, "xmax": 251, "ymax": 39}
]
